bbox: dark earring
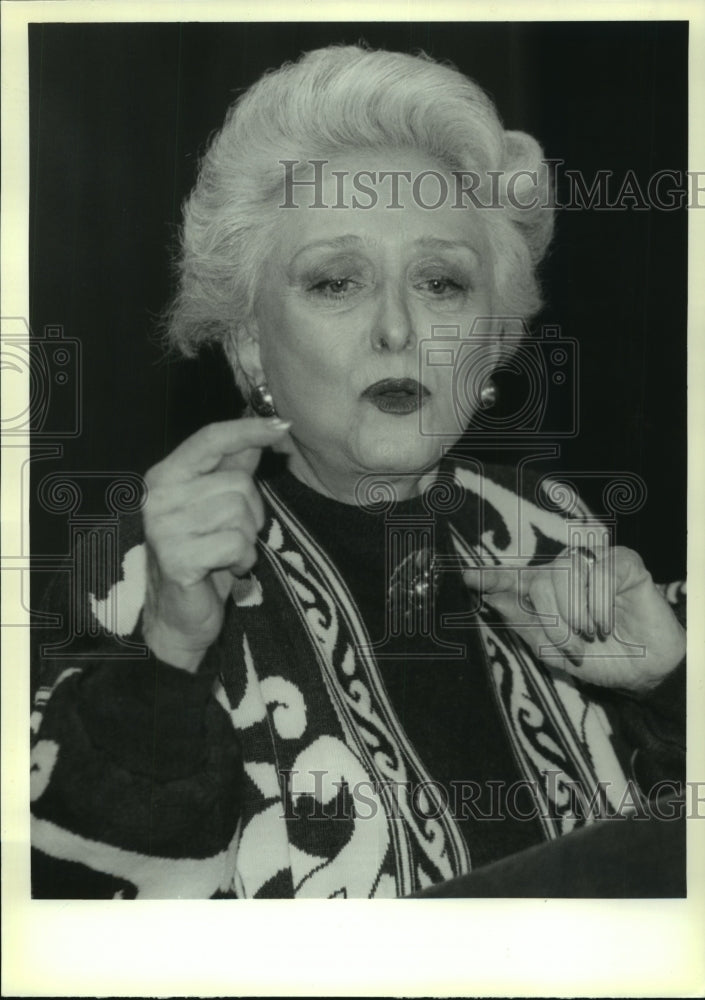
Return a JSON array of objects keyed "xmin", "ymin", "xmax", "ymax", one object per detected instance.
[
  {"xmin": 479, "ymin": 377, "xmax": 498, "ymax": 409},
  {"xmin": 249, "ymin": 383, "xmax": 277, "ymax": 418}
]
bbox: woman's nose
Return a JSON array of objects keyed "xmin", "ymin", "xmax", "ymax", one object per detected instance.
[{"xmin": 370, "ymin": 286, "xmax": 417, "ymax": 353}]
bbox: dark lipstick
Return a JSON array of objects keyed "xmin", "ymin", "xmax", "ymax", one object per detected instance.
[{"xmin": 361, "ymin": 378, "xmax": 429, "ymax": 415}]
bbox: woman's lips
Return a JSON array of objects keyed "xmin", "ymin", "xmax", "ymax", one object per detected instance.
[{"xmin": 361, "ymin": 378, "xmax": 430, "ymax": 415}]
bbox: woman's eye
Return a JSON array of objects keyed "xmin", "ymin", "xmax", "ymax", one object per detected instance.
[
  {"xmin": 309, "ymin": 277, "xmax": 359, "ymax": 299},
  {"xmin": 420, "ymin": 276, "xmax": 465, "ymax": 296}
]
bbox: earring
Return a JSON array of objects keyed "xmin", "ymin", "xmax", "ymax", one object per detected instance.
[
  {"xmin": 479, "ymin": 377, "xmax": 498, "ymax": 409},
  {"xmin": 249, "ymin": 383, "xmax": 277, "ymax": 418}
]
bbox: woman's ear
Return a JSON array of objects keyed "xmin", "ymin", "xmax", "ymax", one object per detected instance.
[
  {"xmin": 493, "ymin": 317, "xmax": 526, "ymax": 365},
  {"xmin": 224, "ymin": 323, "xmax": 264, "ymax": 388}
]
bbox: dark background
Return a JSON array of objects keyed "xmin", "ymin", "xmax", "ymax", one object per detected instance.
[{"xmin": 28, "ymin": 21, "xmax": 688, "ymax": 581}]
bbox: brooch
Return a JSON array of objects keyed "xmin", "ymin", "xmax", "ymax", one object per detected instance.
[{"xmin": 387, "ymin": 545, "xmax": 440, "ymax": 630}]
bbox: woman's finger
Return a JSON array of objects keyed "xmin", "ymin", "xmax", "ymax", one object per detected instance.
[
  {"xmin": 152, "ymin": 417, "xmax": 291, "ymax": 484},
  {"xmin": 528, "ymin": 571, "xmax": 585, "ymax": 667},
  {"xmin": 159, "ymin": 529, "xmax": 258, "ymax": 585},
  {"xmin": 149, "ymin": 497, "xmax": 259, "ymax": 549},
  {"xmin": 146, "ymin": 468, "xmax": 267, "ymax": 532},
  {"xmin": 189, "ymin": 492, "xmax": 259, "ymax": 542},
  {"xmin": 462, "ymin": 566, "xmax": 526, "ymax": 625},
  {"xmin": 551, "ymin": 550, "xmax": 593, "ymax": 641},
  {"xmin": 587, "ymin": 548, "xmax": 614, "ymax": 640},
  {"xmin": 464, "ymin": 565, "xmax": 547, "ymax": 630},
  {"xmin": 571, "ymin": 550, "xmax": 593, "ymax": 640},
  {"xmin": 462, "ymin": 566, "xmax": 520, "ymax": 599},
  {"xmin": 185, "ymin": 471, "xmax": 266, "ymax": 534}
]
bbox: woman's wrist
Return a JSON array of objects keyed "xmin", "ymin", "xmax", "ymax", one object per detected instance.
[{"xmin": 141, "ymin": 617, "xmax": 209, "ymax": 673}]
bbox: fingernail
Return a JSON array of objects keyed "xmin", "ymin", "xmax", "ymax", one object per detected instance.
[{"xmin": 267, "ymin": 418, "xmax": 292, "ymax": 432}]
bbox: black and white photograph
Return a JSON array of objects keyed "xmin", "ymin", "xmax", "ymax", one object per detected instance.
[{"xmin": 3, "ymin": 2, "xmax": 704, "ymax": 996}]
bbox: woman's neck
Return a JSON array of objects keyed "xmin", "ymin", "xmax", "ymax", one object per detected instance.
[{"xmin": 285, "ymin": 442, "xmax": 439, "ymax": 505}]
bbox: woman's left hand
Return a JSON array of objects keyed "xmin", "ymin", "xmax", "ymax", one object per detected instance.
[{"xmin": 463, "ymin": 545, "xmax": 685, "ymax": 693}]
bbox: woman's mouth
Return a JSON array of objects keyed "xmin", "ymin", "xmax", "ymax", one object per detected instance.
[{"xmin": 361, "ymin": 378, "xmax": 430, "ymax": 415}]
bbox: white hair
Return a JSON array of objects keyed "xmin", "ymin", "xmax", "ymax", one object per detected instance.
[{"xmin": 165, "ymin": 44, "xmax": 555, "ymax": 388}]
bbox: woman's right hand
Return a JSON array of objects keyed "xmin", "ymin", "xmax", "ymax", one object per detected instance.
[{"xmin": 141, "ymin": 417, "xmax": 291, "ymax": 672}]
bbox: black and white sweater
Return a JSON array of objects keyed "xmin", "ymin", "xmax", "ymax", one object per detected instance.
[{"xmin": 30, "ymin": 459, "xmax": 685, "ymax": 898}]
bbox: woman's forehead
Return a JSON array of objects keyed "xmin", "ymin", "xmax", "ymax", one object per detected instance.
[{"xmin": 270, "ymin": 151, "xmax": 492, "ymax": 262}]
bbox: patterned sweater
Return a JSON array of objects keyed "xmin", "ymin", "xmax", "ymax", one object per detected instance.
[{"xmin": 30, "ymin": 460, "xmax": 686, "ymax": 898}]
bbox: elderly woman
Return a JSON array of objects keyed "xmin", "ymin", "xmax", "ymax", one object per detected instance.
[{"xmin": 30, "ymin": 45, "xmax": 685, "ymax": 899}]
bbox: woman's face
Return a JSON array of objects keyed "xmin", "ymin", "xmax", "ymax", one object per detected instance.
[{"xmin": 246, "ymin": 150, "xmax": 500, "ymax": 502}]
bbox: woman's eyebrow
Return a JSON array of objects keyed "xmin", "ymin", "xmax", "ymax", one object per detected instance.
[
  {"xmin": 412, "ymin": 236, "xmax": 481, "ymax": 257},
  {"xmin": 290, "ymin": 234, "xmax": 481, "ymax": 263},
  {"xmin": 291, "ymin": 235, "xmax": 365, "ymax": 260}
]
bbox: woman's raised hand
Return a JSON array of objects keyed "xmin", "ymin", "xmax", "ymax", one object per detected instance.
[
  {"xmin": 141, "ymin": 417, "xmax": 290, "ymax": 672},
  {"xmin": 463, "ymin": 545, "xmax": 685, "ymax": 693}
]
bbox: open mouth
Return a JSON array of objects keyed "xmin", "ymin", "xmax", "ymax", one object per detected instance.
[{"xmin": 361, "ymin": 378, "xmax": 430, "ymax": 415}]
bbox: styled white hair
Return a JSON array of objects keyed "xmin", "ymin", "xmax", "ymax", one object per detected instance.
[{"xmin": 165, "ymin": 44, "xmax": 554, "ymax": 387}]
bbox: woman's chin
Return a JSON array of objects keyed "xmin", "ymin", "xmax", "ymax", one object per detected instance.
[{"xmin": 352, "ymin": 435, "xmax": 446, "ymax": 476}]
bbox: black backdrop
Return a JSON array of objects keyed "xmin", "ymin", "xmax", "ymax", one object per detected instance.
[{"xmin": 28, "ymin": 21, "xmax": 688, "ymax": 582}]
